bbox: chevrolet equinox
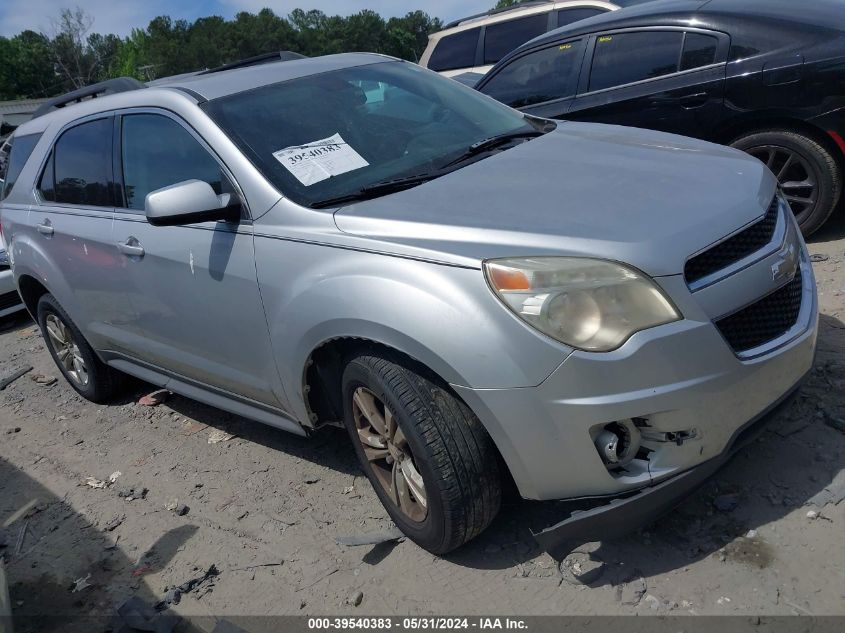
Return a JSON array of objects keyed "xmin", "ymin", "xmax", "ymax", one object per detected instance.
[{"xmin": 0, "ymin": 53, "xmax": 818, "ymax": 555}]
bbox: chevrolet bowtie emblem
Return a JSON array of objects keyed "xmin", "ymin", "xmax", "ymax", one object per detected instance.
[{"xmin": 771, "ymin": 241, "xmax": 798, "ymax": 283}]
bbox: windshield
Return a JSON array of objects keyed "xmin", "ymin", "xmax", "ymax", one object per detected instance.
[{"xmin": 202, "ymin": 60, "xmax": 538, "ymax": 207}]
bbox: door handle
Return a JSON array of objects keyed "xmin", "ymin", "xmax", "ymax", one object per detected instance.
[
  {"xmin": 117, "ymin": 238, "xmax": 145, "ymax": 258},
  {"xmin": 677, "ymin": 92, "xmax": 708, "ymax": 108},
  {"xmin": 36, "ymin": 221, "xmax": 54, "ymax": 236}
]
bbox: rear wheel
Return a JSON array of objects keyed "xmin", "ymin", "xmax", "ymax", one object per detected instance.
[
  {"xmin": 731, "ymin": 130, "xmax": 842, "ymax": 236},
  {"xmin": 342, "ymin": 352, "xmax": 501, "ymax": 554},
  {"xmin": 37, "ymin": 294, "xmax": 124, "ymax": 403}
]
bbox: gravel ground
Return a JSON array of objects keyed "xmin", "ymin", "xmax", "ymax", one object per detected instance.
[{"xmin": 1, "ymin": 214, "xmax": 844, "ymax": 631}]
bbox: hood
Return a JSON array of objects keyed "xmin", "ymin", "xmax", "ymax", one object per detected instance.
[{"xmin": 333, "ymin": 122, "xmax": 776, "ymax": 276}]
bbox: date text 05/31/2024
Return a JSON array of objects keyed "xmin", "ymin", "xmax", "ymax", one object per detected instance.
[{"xmin": 307, "ymin": 617, "xmax": 528, "ymax": 630}]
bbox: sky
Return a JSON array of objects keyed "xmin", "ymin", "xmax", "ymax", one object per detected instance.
[{"xmin": 0, "ymin": 0, "xmax": 495, "ymax": 37}]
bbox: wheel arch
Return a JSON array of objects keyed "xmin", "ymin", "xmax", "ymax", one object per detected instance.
[
  {"xmin": 715, "ymin": 114, "xmax": 845, "ymax": 171},
  {"xmin": 16, "ymin": 273, "xmax": 50, "ymax": 319},
  {"xmin": 302, "ymin": 334, "xmax": 518, "ymax": 493}
]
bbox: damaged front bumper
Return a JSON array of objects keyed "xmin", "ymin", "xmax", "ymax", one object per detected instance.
[{"xmin": 532, "ymin": 380, "xmax": 804, "ymax": 558}]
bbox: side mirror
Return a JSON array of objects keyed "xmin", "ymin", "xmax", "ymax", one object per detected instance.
[{"xmin": 145, "ymin": 179, "xmax": 241, "ymax": 227}]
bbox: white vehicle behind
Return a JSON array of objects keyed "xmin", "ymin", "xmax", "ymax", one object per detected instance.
[{"xmin": 420, "ymin": 0, "xmax": 621, "ymax": 77}]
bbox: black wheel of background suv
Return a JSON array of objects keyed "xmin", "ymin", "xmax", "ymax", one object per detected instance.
[
  {"xmin": 731, "ymin": 130, "xmax": 843, "ymax": 237},
  {"xmin": 37, "ymin": 294, "xmax": 125, "ymax": 403},
  {"xmin": 341, "ymin": 351, "xmax": 501, "ymax": 554}
]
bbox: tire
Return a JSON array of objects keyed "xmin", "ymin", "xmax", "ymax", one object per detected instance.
[
  {"xmin": 341, "ymin": 352, "xmax": 501, "ymax": 554},
  {"xmin": 731, "ymin": 130, "xmax": 842, "ymax": 237},
  {"xmin": 37, "ymin": 294, "xmax": 125, "ymax": 403}
]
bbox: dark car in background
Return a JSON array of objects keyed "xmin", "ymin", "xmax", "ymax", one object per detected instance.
[{"xmin": 475, "ymin": 0, "xmax": 845, "ymax": 236}]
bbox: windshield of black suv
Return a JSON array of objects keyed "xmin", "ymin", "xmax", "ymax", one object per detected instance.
[{"xmin": 202, "ymin": 60, "xmax": 545, "ymax": 207}]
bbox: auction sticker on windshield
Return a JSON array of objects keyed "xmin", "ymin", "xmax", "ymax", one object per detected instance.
[{"xmin": 273, "ymin": 133, "xmax": 369, "ymax": 186}]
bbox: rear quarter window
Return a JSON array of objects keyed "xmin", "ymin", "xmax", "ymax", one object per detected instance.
[
  {"xmin": 1, "ymin": 133, "xmax": 42, "ymax": 200},
  {"xmin": 556, "ymin": 7, "xmax": 607, "ymax": 27},
  {"xmin": 428, "ymin": 28, "xmax": 481, "ymax": 71},
  {"xmin": 681, "ymin": 32, "xmax": 719, "ymax": 70}
]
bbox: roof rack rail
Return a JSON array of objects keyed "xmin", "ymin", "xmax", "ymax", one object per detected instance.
[
  {"xmin": 199, "ymin": 51, "xmax": 307, "ymax": 75},
  {"xmin": 31, "ymin": 77, "xmax": 145, "ymax": 120},
  {"xmin": 443, "ymin": 0, "xmax": 553, "ymax": 29}
]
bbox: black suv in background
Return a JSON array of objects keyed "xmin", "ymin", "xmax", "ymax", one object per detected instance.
[{"xmin": 475, "ymin": 0, "xmax": 845, "ymax": 236}]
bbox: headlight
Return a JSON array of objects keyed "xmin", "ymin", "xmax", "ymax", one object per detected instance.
[{"xmin": 484, "ymin": 257, "xmax": 681, "ymax": 352}]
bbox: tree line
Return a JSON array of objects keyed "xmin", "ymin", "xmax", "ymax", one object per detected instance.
[{"xmin": 0, "ymin": 7, "xmax": 444, "ymax": 100}]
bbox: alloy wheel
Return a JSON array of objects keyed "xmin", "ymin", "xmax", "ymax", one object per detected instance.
[
  {"xmin": 746, "ymin": 145, "xmax": 817, "ymax": 224},
  {"xmin": 351, "ymin": 386, "xmax": 428, "ymax": 522},
  {"xmin": 45, "ymin": 313, "xmax": 89, "ymax": 387}
]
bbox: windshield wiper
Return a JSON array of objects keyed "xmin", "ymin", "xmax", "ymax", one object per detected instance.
[
  {"xmin": 438, "ymin": 130, "xmax": 545, "ymax": 170},
  {"xmin": 309, "ymin": 172, "xmax": 443, "ymax": 209}
]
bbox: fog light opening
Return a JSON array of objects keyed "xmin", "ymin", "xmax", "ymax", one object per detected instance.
[{"xmin": 594, "ymin": 419, "xmax": 641, "ymax": 468}]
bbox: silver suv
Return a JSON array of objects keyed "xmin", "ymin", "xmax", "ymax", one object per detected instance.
[{"xmin": 0, "ymin": 54, "xmax": 817, "ymax": 555}]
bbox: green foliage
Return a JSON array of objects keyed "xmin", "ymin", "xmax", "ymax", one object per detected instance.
[
  {"xmin": 493, "ymin": 0, "xmax": 528, "ymax": 9},
  {"xmin": 0, "ymin": 7, "xmax": 444, "ymax": 100}
]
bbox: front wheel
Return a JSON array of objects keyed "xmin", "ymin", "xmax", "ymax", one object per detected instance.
[
  {"xmin": 342, "ymin": 352, "xmax": 501, "ymax": 554},
  {"xmin": 731, "ymin": 130, "xmax": 842, "ymax": 236}
]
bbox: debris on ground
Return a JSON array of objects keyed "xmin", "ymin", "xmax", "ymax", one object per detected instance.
[
  {"xmin": 713, "ymin": 493, "xmax": 740, "ymax": 512},
  {"xmin": 109, "ymin": 471, "xmax": 122, "ymax": 484},
  {"xmin": 103, "ymin": 514, "xmax": 125, "ymax": 532},
  {"xmin": 806, "ymin": 470, "xmax": 845, "ymax": 507},
  {"xmin": 28, "ymin": 373, "xmax": 57, "ymax": 386},
  {"xmin": 85, "ymin": 477, "xmax": 107, "ymax": 489},
  {"xmin": 13, "ymin": 520, "xmax": 28, "ymax": 555},
  {"xmin": 159, "ymin": 564, "xmax": 220, "ymax": 605},
  {"xmin": 346, "ymin": 590, "xmax": 364, "ymax": 607},
  {"xmin": 335, "ymin": 526, "xmax": 405, "ymax": 547},
  {"xmin": 117, "ymin": 486, "xmax": 148, "ymax": 501},
  {"xmin": 111, "ymin": 596, "xmax": 180, "ymax": 633},
  {"xmin": 810, "ymin": 253, "xmax": 830, "ymax": 263},
  {"xmin": 208, "ymin": 429, "xmax": 236, "ymax": 444},
  {"xmin": 138, "ymin": 389, "xmax": 170, "ymax": 407},
  {"xmin": 4, "ymin": 427, "xmax": 21, "ymax": 434},
  {"xmin": 559, "ymin": 551, "xmax": 605, "ymax": 585},
  {"xmin": 824, "ymin": 415, "xmax": 845, "ymax": 433},
  {"xmin": 0, "ymin": 365, "xmax": 32, "ymax": 390},
  {"xmin": 69, "ymin": 573, "xmax": 92, "ymax": 593},
  {"xmin": 181, "ymin": 420, "xmax": 209, "ymax": 436},
  {"xmin": 806, "ymin": 510, "xmax": 819, "ymax": 520},
  {"xmin": 621, "ymin": 573, "xmax": 648, "ymax": 606}
]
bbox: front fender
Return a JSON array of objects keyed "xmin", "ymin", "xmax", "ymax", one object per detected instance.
[{"xmin": 254, "ymin": 237, "xmax": 570, "ymax": 424}]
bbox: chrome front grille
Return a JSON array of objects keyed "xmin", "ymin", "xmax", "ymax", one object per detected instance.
[{"xmin": 684, "ymin": 196, "xmax": 779, "ymax": 286}]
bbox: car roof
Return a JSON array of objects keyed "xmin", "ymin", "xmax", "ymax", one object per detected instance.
[
  {"xmin": 506, "ymin": 0, "xmax": 842, "ymax": 55},
  {"xmin": 517, "ymin": 0, "xmax": 708, "ymax": 50},
  {"xmin": 14, "ymin": 53, "xmax": 394, "ymax": 136}
]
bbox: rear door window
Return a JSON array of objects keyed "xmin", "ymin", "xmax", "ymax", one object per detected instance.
[
  {"xmin": 588, "ymin": 31, "xmax": 683, "ymax": 92},
  {"xmin": 556, "ymin": 7, "xmax": 607, "ymax": 27},
  {"xmin": 681, "ymin": 32, "xmax": 719, "ymax": 70},
  {"xmin": 1, "ymin": 133, "xmax": 41, "ymax": 200},
  {"xmin": 428, "ymin": 28, "xmax": 481, "ymax": 71},
  {"xmin": 46, "ymin": 117, "xmax": 114, "ymax": 207},
  {"xmin": 120, "ymin": 113, "xmax": 232, "ymax": 211},
  {"xmin": 480, "ymin": 40, "xmax": 583, "ymax": 107},
  {"xmin": 483, "ymin": 14, "xmax": 549, "ymax": 65}
]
